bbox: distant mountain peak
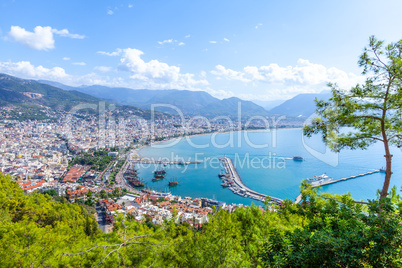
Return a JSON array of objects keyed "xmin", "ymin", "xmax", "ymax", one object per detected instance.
[{"xmin": 269, "ymin": 92, "xmax": 331, "ymax": 118}]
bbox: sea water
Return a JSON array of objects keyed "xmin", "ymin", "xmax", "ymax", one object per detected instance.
[{"xmin": 136, "ymin": 129, "xmax": 402, "ymax": 205}]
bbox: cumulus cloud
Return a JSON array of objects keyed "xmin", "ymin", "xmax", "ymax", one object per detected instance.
[
  {"xmin": 223, "ymin": 38, "xmax": 230, "ymax": 42},
  {"xmin": 0, "ymin": 60, "xmax": 112, "ymax": 87},
  {"xmin": 211, "ymin": 59, "xmax": 365, "ymax": 99},
  {"xmin": 7, "ymin": 26, "xmax": 85, "ymax": 51},
  {"xmin": 0, "ymin": 60, "xmax": 68, "ymax": 80},
  {"xmin": 211, "ymin": 65, "xmax": 251, "ymax": 82},
  {"xmin": 96, "ymin": 48, "xmax": 209, "ymax": 89},
  {"xmin": 8, "ymin": 26, "xmax": 55, "ymax": 51},
  {"xmin": 119, "ymin": 48, "xmax": 207, "ymax": 87},
  {"xmin": 178, "ymin": 42, "xmax": 185, "ymax": 46},
  {"xmin": 212, "ymin": 59, "xmax": 363, "ymax": 88}
]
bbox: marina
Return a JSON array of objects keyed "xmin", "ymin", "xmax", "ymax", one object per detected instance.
[
  {"xmin": 295, "ymin": 169, "xmax": 381, "ymax": 204},
  {"xmin": 219, "ymin": 157, "xmax": 283, "ymax": 204},
  {"xmin": 132, "ymin": 159, "xmax": 202, "ymax": 165}
]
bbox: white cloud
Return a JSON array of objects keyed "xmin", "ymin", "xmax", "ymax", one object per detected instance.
[
  {"xmin": 223, "ymin": 38, "xmax": 230, "ymax": 42},
  {"xmin": 52, "ymin": 29, "xmax": 85, "ymax": 39},
  {"xmin": 0, "ymin": 60, "xmax": 68, "ymax": 80},
  {"xmin": 158, "ymin": 39, "xmax": 174, "ymax": 45},
  {"xmin": 255, "ymin": 23, "xmax": 263, "ymax": 29},
  {"xmin": 107, "ymin": 9, "xmax": 114, "ymax": 15},
  {"xmin": 62, "ymin": 57, "xmax": 70, "ymax": 61},
  {"xmin": 0, "ymin": 60, "xmax": 111, "ymax": 87},
  {"xmin": 97, "ymin": 49, "xmax": 122, "ymax": 56},
  {"xmin": 94, "ymin": 66, "xmax": 112, "ymax": 72},
  {"xmin": 128, "ymin": 4, "xmax": 133, "ymax": 8},
  {"xmin": 7, "ymin": 26, "xmax": 85, "ymax": 51},
  {"xmin": 157, "ymin": 39, "xmax": 185, "ymax": 47},
  {"xmin": 210, "ymin": 59, "xmax": 365, "ymax": 99},
  {"xmin": 8, "ymin": 26, "xmax": 54, "ymax": 51},
  {"xmin": 209, "ymin": 41, "xmax": 217, "ymax": 44},
  {"xmin": 211, "ymin": 65, "xmax": 250, "ymax": 82},
  {"xmin": 117, "ymin": 48, "xmax": 208, "ymax": 89},
  {"xmin": 185, "ymin": 35, "xmax": 191, "ymax": 38},
  {"xmin": 72, "ymin": 62, "xmax": 86, "ymax": 66}
]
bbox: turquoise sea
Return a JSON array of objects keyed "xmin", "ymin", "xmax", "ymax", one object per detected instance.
[{"xmin": 136, "ymin": 129, "xmax": 402, "ymax": 206}]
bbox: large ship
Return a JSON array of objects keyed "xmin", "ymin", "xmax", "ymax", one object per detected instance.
[{"xmin": 307, "ymin": 173, "xmax": 332, "ymax": 186}]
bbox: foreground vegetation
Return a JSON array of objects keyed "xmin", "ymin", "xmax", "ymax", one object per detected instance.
[{"xmin": 1, "ymin": 174, "xmax": 402, "ymax": 267}]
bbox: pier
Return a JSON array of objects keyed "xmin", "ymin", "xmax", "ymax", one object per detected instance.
[
  {"xmin": 132, "ymin": 159, "xmax": 202, "ymax": 165},
  {"xmin": 219, "ymin": 157, "xmax": 283, "ymax": 204},
  {"xmin": 294, "ymin": 170, "xmax": 380, "ymax": 204}
]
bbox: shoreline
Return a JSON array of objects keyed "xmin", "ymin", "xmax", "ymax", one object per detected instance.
[
  {"xmin": 133, "ymin": 127, "xmax": 303, "ymax": 205},
  {"xmin": 137, "ymin": 127, "xmax": 303, "ymax": 159}
]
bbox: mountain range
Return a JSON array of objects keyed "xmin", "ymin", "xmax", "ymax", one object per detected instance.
[
  {"xmin": 0, "ymin": 73, "xmax": 330, "ymax": 120},
  {"xmin": 39, "ymin": 81, "xmax": 269, "ymax": 118},
  {"xmin": 269, "ymin": 92, "xmax": 331, "ymax": 117},
  {"xmin": 0, "ymin": 74, "xmax": 165, "ymax": 120}
]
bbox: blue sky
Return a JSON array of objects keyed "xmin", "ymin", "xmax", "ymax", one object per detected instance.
[{"xmin": 1, "ymin": 0, "xmax": 402, "ymax": 101}]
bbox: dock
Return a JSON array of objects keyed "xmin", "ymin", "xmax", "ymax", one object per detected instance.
[
  {"xmin": 310, "ymin": 170, "xmax": 380, "ymax": 187},
  {"xmin": 132, "ymin": 159, "xmax": 202, "ymax": 165},
  {"xmin": 294, "ymin": 170, "xmax": 380, "ymax": 204},
  {"xmin": 219, "ymin": 157, "xmax": 283, "ymax": 204}
]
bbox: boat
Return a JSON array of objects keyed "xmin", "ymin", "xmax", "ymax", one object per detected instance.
[
  {"xmin": 168, "ymin": 178, "xmax": 179, "ymax": 186},
  {"xmin": 154, "ymin": 170, "xmax": 166, "ymax": 175},
  {"xmin": 307, "ymin": 173, "xmax": 332, "ymax": 185},
  {"xmin": 218, "ymin": 173, "xmax": 227, "ymax": 178},
  {"xmin": 380, "ymin": 167, "xmax": 386, "ymax": 173},
  {"xmin": 131, "ymin": 180, "xmax": 144, "ymax": 187},
  {"xmin": 127, "ymin": 177, "xmax": 144, "ymax": 187},
  {"xmin": 293, "ymin": 156, "xmax": 304, "ymax": 161},
  {"xmin": 154, "ymin": 174, "xmax": 164, "ymax": 179},
  {"xmin": 152, "ymin": 177, "xmax": 163, "ymax": 182}
]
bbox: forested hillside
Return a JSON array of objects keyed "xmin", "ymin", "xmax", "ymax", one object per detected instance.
[{"xmin": 1, "ymin": 174, "xmax": 401, "ymax": 267}]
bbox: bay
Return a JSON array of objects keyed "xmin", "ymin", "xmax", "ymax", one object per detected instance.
[{"xmin": 136, "ymin": 129, "xmax": 402, "ymax": 205}]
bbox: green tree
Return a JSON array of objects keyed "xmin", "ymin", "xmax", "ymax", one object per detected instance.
[
  {"xmin": 112, "ymin": 188, "xmax": 121, "ymax": 197},
  {"xmin": 100, "ymin": 189, "xmax": 108, "ymax": 199},
  {"xmin": 87, "ymin": 190, "xmax": 93, "ymax": 199},
  {"xmin": 42, "ymin": 189, "xmax": 58, "ymax": 197},
  {"xmin": 303, "ymin": 36, "xmax": 402, "ymax": 198}
]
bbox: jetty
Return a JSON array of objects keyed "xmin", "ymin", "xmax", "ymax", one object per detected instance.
[
  {"xmin": 219, "ymin": 157, "xmax": 283, "ymax": 204},
  {"xmin": 294, "ymin": 169, "xmax": 380, "ymax": 204},
  {"xmin": 132, "ymin": 159, "xmax": 202, "ymax": 165}
]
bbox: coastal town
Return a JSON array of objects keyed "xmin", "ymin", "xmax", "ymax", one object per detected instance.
[{"xmin": 0, "ymin": 112, "xmax": 282, "ymax": 231}]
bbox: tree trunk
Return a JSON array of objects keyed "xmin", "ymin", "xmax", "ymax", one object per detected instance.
[{"xmin": 380, "ymin": 139, "xmax": 393, "ymax": 198}]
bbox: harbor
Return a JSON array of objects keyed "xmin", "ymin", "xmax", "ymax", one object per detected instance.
[
  {"xmin": 219, "ymin": 157, "xmax": 283, "ymax": 204},
  {"xmin": 132, "ymin": 159, "xmax": 202, "ymax": 165},
  {"xmin": 295, "ymin": 169, "xmax": 381, "ymax": 204}
]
